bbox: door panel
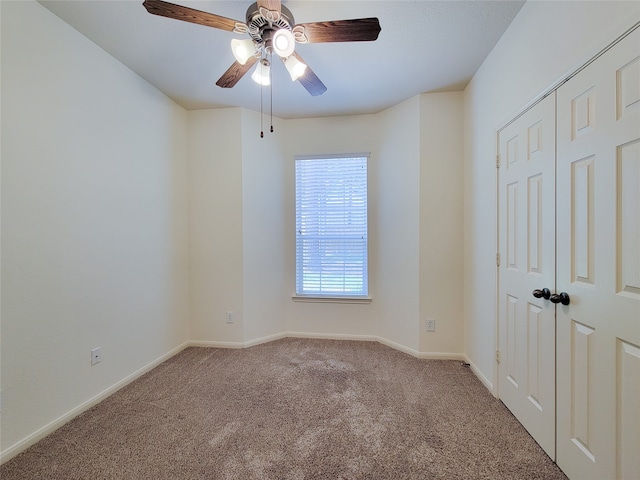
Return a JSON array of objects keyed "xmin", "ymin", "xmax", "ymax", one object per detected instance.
[
  {"xmin": 498, "ymin": 93, "xmax": 556, "ymax": 459},
  {"xmin": 556, "ymin": 27, "xmax": 640, "ymax": 480}
]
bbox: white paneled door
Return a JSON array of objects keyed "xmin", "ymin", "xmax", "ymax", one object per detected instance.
[
  {"xmin": 498, "ymin": 93, "xmax": 557, "ymax": 459},
  {"xmin": 498, "ymin": 25, "xmax": 640, "ymax": 479},
  {"xmin": 556, "ymin": 27, "xmax": 640, "ymax": 480}
]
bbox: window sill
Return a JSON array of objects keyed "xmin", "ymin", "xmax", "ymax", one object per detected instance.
[{"xmin": 292, "ymin": 295, "xmax": 372, "ymax": 304}]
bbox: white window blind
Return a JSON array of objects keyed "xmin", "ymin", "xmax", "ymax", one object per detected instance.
[{"xmin": 295, "ymin": 154, "xmax": 368, "ymax": 297}]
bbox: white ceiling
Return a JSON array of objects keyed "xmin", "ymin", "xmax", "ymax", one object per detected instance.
[{"xmin": 39, "ymin": 0, "xmax": 525, "ymax": 119}]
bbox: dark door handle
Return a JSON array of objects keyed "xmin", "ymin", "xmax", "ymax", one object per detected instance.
[
  {"xmin": 533, "ymin": 288, "xmax": 551, "ymax": 300},
  {"xmin": 550, "ymin": 292, "xmax": 570, "ymax": 305}
]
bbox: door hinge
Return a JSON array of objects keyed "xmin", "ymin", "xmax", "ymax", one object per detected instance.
[
  {"xmin": 496, "ymin": 350, "xmax": 501, "ymax": 364},
  {"xmin": 496, "ymin": 155, "xmax": 501, "ymax": 168},
  {"xmin": 496, "ymin": 253, "xmax": 501, "ymax": 267}
]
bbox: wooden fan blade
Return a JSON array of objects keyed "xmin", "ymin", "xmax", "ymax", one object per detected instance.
[
  {"xmin": 257, "ymin": 0, "xmax": 281, "ymax": 16},
  {"xmin": 293, "ymin": 52, "xmax": 327, "ymax": 96},
  {"xmin": 216, "ymin": 57, "xmax": 258, "ymax": 89},
  {"xmin": 294, "ymin": 18, "xmax": 381, "ymax": 43},
  {"xmin": 143, "ymin": 0, "xmax": 243, "ymax": 32}
]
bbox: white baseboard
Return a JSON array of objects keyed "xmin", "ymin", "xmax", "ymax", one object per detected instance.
[
  {"xmin": 190, "ymin": 332, "xmax": 466, "ymax": 361},
  {"xmin": 415, "ymin": 351, "xmax": 467, "ymax": 361},
  {"xmin": 276, "ymin": 332, "xmax": 465, "ymax": 361},
  {"xmin": 244, "ymin": 332, "xmax": 288, "ymax": 347},
  {"xmin": 0, "ymin": 341, "xmax": 190, "ymax": 465},
  {"xmin": 374, "ymin": 336, "xmax": 465, "ymax": 361},
  {"xmin": 375, "ymin": 336, "xmax": 421, "ymax": 357},
  {"xmin": 463, "ymin": 354, "xmax": 495, "ymax": 396},
  {"xmin": 188, "ymin": 332, "xmax": 288, "ymax": 349},
  {"xmin": 188, "ymin": 340, "xmax": 245, "ymax": 349},
  {"xmin": 285, "ymin": 331, "xmax": 378, "ymax": 343}
]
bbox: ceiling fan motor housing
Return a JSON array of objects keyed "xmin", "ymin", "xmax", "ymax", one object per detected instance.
[{"xmin": 245, "ymin": 2, "xmax": 295, "ymax": 50}]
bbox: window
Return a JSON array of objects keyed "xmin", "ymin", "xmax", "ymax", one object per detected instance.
[{"xmin": 295, "ymin": 154, "xmax": 368, "ymax": 298}]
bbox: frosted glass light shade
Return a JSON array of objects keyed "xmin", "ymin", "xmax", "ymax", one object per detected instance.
[
  {"xmin": 251, "ymin": 60, "xmax": 271, "ymax": 86},
  {"xmin": 272, "ymin": 29, "xmax": 295, "ymax": 58},
  {"xmin": 231, "ymin": 38, "xmax": 256, "ymax": 65},
  {"xmin": 284, "ymin": 56, "xmax": 307, "ymax": 81}
]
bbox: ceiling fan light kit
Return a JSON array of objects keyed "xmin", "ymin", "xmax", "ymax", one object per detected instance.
[
  {"xmin": 251, "ymin": 58, "xmax": 271, "ymax": 86},
  {"xmin": 272, "ymin": 29, "xmax": 295, "ymax": 57},
  {"xmin": 231, "ymin": 38, "xmax": 257, "ymax": 65},
  {"xmin": 142, "ymin": 0, "xmax": 381, "ymax": 135},
  {"xmin": 284, "ymin": 55, "xmax": 307, "ymax": 82}
]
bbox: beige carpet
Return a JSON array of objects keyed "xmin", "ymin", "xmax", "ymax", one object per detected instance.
[{"xmin": 1, "ymin": 338, "xmax": 567, "ymax": 479}]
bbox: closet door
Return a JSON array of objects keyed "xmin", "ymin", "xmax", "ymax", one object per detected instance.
[
  {"xmin": 497, "ymin": 93, "xmax": 557, "ymax": 459},
  {"xmin": 556, "ymin": 27, "xmax": 640, "ymax": 480}
]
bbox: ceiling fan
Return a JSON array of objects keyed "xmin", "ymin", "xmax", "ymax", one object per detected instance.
[{"xmin": 142, "ymin": 0, "xmax": 382, "ymax": 96}]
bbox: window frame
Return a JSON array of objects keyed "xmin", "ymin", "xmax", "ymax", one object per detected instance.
[{"xmin": 293, "ymin": 153, "xmax": 371, "ymax": 303}]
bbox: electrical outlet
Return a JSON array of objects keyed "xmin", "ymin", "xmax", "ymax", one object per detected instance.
[
  {"xmin": 225, "ymin": 311, "xmax": 234, "ymax": 324},
  {"xmin": 426, "ymin": 319, "xmax": 436, "ymax": 332},
  {"xmin": 91, "ymin": 347, "xmax": 102, "ymax": 366}
]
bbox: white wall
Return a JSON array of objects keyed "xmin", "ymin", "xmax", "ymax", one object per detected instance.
[
  {"xmin": 419, "ymin": 93, "xmax": 464, "ymax": 355},
  {"xmin": 240, "ymin": 109, "xmax": 287, "ymax": 343},
  {"xmin": 463, "ymin": 0, "xmax": 640, "ymax": 390},
  {"xmin": 187, "ymin": 108, "xmax": 245, "ymax": 344},
  {"xmin": 1, "ymin": 0, "xmax": 189, "ymax": 458},
  {"xmin": 375, "ymin": 97, "xmax": 421, "ymax": 351},
  {"xmin": 187, "ymin": 108, "xmax": 288, "ymax": 346}
]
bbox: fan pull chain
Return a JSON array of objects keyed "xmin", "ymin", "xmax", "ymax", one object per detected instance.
[
  {"xmin": 260, "ymin": 72, "xmax": 264, "ymax": 138},
  {"xmin": 270, "ymin": 60, "xmax": 274, "ymax": 133}
]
